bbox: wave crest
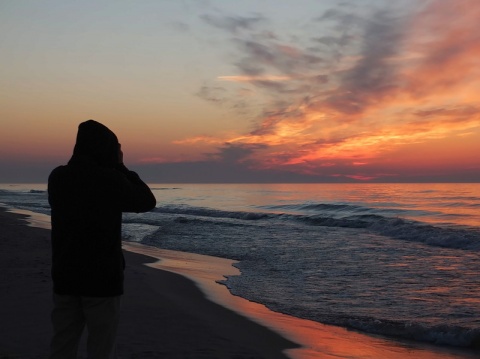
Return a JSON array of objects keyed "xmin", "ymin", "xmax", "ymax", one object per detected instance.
[{"xmin": 152, "ymin": 205, "xmax": 480, "ymax": 250}]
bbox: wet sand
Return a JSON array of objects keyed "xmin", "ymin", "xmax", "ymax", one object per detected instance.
[{"xmin": 0, "ymin": 207, "xmax": 478, "ymax": 358}]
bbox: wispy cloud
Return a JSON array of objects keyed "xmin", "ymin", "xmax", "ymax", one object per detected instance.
[
  {"xmin": 185, "ymin": 0, "xmax": 480, "ymax": 181},
  {"xmin": 200, "ymin": 13, "xmax": 266, "ymax": 34},
  {"xmin": 218, "ymin": 75, "xmax": 292, "ymax": 82}
]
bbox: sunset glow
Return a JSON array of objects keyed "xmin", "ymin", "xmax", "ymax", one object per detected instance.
[{"xmin": 1, "ymin": 0, "xmax": 479, "ymax": 182}]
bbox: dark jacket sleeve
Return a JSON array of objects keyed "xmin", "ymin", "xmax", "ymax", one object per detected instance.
[{"xmin": 114, "ymin": 164, "xmax": 156, "ymax": 213}]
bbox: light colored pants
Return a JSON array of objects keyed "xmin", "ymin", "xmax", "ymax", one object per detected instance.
[{"xmin": 49, "ymin": 294, "xmax": 121, "ymax": 359}]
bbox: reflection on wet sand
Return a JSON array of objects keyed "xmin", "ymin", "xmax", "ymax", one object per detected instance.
[{"xmin": 123, "ymin": 242, "xmax": 478, "ymax": 359}]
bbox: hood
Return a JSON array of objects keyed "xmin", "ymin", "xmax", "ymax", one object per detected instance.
[{"xmin": 68, "ymin": 120, "xmax": 119, "ymax": 167}]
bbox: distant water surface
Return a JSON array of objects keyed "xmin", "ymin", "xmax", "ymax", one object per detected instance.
[{"xmin": 1, "ymin": 183, "xmax": 479, "ymax": 349}]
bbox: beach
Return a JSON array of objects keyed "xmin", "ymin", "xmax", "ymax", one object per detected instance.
[
  {"xmin": 0, "ymin": 207, "xmax": 296, "ymax": 358},
  {"xmin": 1, "ymin": 205, "xmax": 479, "ymax": 359}
]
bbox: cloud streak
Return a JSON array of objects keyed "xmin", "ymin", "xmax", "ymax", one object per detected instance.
[
  {"xmin": 200, "ymin": 13, "xmax": 266, "ymax": 34},
  {"xmin": 185, "ymin": 0, "xmax": 480, "ymax": 181}
]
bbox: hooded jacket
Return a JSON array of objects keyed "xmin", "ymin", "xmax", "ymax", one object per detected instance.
[{"xmin": 48, "ymin": 120, "xmax": 156, "ymax": 296}]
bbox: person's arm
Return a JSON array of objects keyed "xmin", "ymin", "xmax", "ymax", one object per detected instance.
[
  {"xmin": 114, "ymin": 145, "xmax": 156, "ymax": 213},
  {"xmin": 114, "ymin": 164, "xmax": 156, "ymax": 213}
]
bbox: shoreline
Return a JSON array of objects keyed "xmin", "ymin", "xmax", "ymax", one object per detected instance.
[
  {"xmin": 123, "ymin": 242, "xmax": 480, "ymax": 359},
  {"xmin": 1, "ymin": 206, "xmax": 479, "ymax": 358}
]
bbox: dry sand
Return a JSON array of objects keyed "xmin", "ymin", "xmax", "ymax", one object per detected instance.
[{"xmin": 1, "ymin": 207, "xmax": 478, "ymax": 359}]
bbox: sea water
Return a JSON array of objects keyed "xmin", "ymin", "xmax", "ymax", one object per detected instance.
[{"xmin": 1, "ymin": 183, "xmax": 479, "ymax": 348}]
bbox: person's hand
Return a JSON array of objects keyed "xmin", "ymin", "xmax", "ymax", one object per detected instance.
[{"xmin": 118, "ymin": 144, "xmax": 124, "ymax": 164}]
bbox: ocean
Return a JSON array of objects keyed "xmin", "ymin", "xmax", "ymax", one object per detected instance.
[{"xmin": 1, "ymin": 183, "xmax": 479, "ymax": 349}]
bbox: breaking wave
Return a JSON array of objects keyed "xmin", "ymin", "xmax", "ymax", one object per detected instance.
[{"xmin": 151, "ymin": 204, "xmax": 480, "ymax": 251}]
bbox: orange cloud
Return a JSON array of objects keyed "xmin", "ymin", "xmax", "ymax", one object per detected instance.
[
  {"xmin": 403, "ymin": 0, "xmax": 480, "ymax": 99},
  {"xmin": 183, "ymin": 0, "xmax": 480, "ymax": 180},
  {"xmin": 173, "ymin": 135, "xmax": 225, "ymax": 146}
]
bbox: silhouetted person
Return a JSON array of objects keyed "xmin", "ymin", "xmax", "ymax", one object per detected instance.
[{"xmin": 48, "ymin": 120, "xmax": 156, "ymax": 358}]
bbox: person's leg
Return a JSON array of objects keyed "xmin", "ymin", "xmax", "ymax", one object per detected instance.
[
  {"xmin": 82, "ymin": 296, "xmax": 121, "ymax": 359},
  {"xmin": 49, "ymin": 294, "xmax": 85, "ymax": 359}
]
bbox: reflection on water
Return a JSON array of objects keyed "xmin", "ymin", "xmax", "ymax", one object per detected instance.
[{"xmin": 150, "ymin": 183, "xmax": 480, "ymax": 227}]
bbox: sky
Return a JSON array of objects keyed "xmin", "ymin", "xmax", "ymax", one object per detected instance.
[{"xmin": 1, "ymin": 0, "xmax": 479, "ymax": 183}]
